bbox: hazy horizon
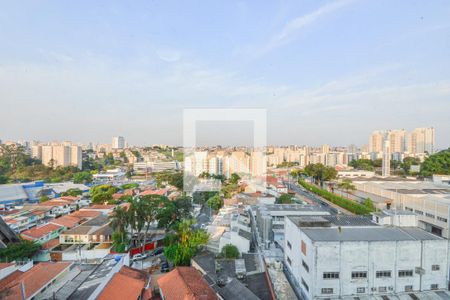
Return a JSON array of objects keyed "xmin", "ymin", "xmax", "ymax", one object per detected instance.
[{"xmin": 1, "ymin": 1, "xmax": 449, "ymax": 148}]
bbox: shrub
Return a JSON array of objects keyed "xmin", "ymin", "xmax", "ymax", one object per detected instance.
[{"xmin": 298, "ymin": 180, "xmax": 373, "ymax": 215}]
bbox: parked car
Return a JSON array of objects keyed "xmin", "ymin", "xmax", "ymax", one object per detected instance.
[
  {"xmin": 161, "ymin": 261, "xmax": 170, "ymax": 272},
  {"xmin": 151, "ymin": 247, "xmax": 164, "ymax": 256},
  {"xmin": 132, "ymin": 253, "xmax": 148, "ymax": 261}
]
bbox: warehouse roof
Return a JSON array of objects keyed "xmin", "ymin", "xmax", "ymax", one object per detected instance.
[{"xmin": 301, "ymin": 226, "xmax": 442, "ymax": 242}]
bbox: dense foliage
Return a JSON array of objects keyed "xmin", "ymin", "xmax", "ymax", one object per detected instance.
[
  {"xmin": 420, "ymin": 148, "xmax": 450, "ymax": 177},
  {"xmin": 220, "ymin": 244, "xmax": 240, "ymax": 259},
  {"xmin": 0, "ymin": 144, "xmax": 91, "ymax": 183},
  {"xmin": 164, "ymin": 219, "xmax": 209, "ymax": 266},
  {"xmin": 0, "ymin": 240, "xmax": 41, "ymax": 262},
  {"xmin": 304, "ymin": 163, "xmax": 337, "ymax": 186},
  {"xmin": 207, "ymin": 194, "xmax": 224, "ymax": 211},
  {"xmin": 276, "ymin": 193, "xmax": 294, "ymax": 204},
  {"xmin": 299, "ymin": 180, "xmax": 373, "ymax": 215}
]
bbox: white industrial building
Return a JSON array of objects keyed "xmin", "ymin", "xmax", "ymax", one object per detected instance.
[{"xmin": 284, "ymin": 216, "xmax": 449, "ymax": 300}]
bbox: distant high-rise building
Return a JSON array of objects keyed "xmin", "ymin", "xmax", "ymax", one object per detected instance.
[
  {"xmin": 369, "ymin": 130, "xmax": 385, "ymax": 152},
  {"xmin": 37, "ymin": 143, "xmax": 82, "ymax": 169},
  {"xmin": 408, "ymin": 127, "xmax": 435, "ymax": 154},
  {"xmin": 321, "ymin": 144, "xmax": 330, "ymax": 154},
  {"xmin": 112, "ymin": 136, "xmax": 125, "ymax": 149},
  {"xmin": 388, "ymin": 129, "xmax": 406, "ymax": 153},
  {"xmin": 382, "ymin": 139, "xmax": 391, "ymax": 177}
]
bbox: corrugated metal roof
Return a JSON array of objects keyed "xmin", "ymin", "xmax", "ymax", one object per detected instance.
[{"xmin": 302, "ymin": 227, "xmax": 442, "ymax": 242}]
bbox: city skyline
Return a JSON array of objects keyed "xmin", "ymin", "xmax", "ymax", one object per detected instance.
[{"xmin": 1, "ymin": 1, "xmax": 449, "ymax": 147}]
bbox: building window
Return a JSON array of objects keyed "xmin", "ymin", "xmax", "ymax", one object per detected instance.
[
  {"xmin": 321, "ymin": 288, "xmax": 333, "ymax": 294},
  {"xmin": 356, "ymin": 287, "xmax": 365, "ymax": 294},
  {"xmin": 398, "ymin": 270, "xmax": 413, "ymax": 277},
  {"xmin": 287, "ymin": 241, "xmax": 292, "ymax": 250},
  {"xmin": 301, "ymin": 278, "xmax": 309, "ymax": 292},
  {"xmin": 376, "ymin": 271, "xmax": 391, "ymax": 278},
  {"xmin": 426, "ymin": 213, "xmax": 435, "ymax": 219},
  {"xmin": 287, "ymin": 256, "xmax": 292, "ymax": 266},
  {"xmin": 432, "ymin": 265, "xmax": 440, "ymax": 271},
  {"xmin": 404, "ymin": 285, "xmax": 413, "ymax": 292},
  {"xmin": 323, "ymin": 272, "xmax": 339, "ymax": 279},
  {"xmin": 302, "ymin": 260, "xmax": 309, "ymax": 273},
  {"xmin": 414, "ymin": 210, "xmax": 424, "ymax": 215},
  {"xmin": 301, "ymin": 241, "xmax": 307, "ymax": 255},
  {"xmin": 437, "ymin": 216, "xmax": 448, "ymax": 223},
  {"xmin": 431, "ymin": 284, "xmax": 439, "ymax": 290},
  {"xmin": 352, "ymin": 271, "xmax": 367, "ymax": 279},
  {"xmin": 378, "ymin": 287, "xmax": 387, "ymax": 293}
]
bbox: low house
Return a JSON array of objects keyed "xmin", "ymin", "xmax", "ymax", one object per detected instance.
[
  {"xmin": 59, "ymin": 215, "xmax": 112, "ymax": 245},
  {"xmin": 0, "ymin": 261, "xmax": 72, "ymax": 300},
  {"xmin": 96, "ymin": 266, "xmax": 151, "ymax": 300},
  {"xmin": 157, "ymin": 267, "xmax": 217, "ymax": 300},
  {"xmin": 21, "ymin": 223, "xmax": 65, "ymax": 244}
]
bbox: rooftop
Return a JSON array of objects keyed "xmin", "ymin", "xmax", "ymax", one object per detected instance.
[
  {"xmin": 157, "ymin": 267, "xmax": 217, "ymax": 300},
  {"xmin": 0, "ymin": 262, "xmax": 72, "ymax": 300},
  {"xmin": 300, "ymin": 226, "xmax": 443, "ymax": 242},
  {"xmin": 97, "ymin": 266, "xmax": 149, "ymax": 300},
  {"xmin": 21, "ymin": 223, "xmax": 63, "ymax": 239}
]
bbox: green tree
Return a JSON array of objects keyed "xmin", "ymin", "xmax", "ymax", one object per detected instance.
[
  {"xmin": 39, "ymin": 196, "xmax": 50, "ymax": 202},
  {"xmin": 207, "ymin": 194, "xmax": 223, "ymax": 211},
  {"xmin": 337, "ymin": 179, "xmax": 356, "ymax": 198},
  {"xmin": 73, "ymin": 171, "xmax": 93, "ymax": 184},
  {"xmin": 229, "ymin": 173, "xmax": 241, "ymax": 184},
  {"xmin": 60, "ymin": 188, "xmax": 83, "ymax": 197},
  {"xmin": 363, "ymin": 198, "xmax": 376, "ymax": 211},
  {"xmin": 304, "ymin": 163, "xmax": 337, "ymax": 186},
  {"xmin": 109, "ymin": 206, "xmax": 130, "ymax": 252},
  {"xmin": 121, "ymin": 183, "xmax": 139, "ymax": 190},
  {"xmin": 220, "ymin": 244, "xmax": 240, "ymax": 259},
  {"xmin": 276, "ymin": 193, "xmax": 294, "ymax": 204},
  {"xmin": 0, "ymin": 240, "xmax": 40, "ymax": 262},
  {"xmin": 164, "ymin": 219, "xmax": 209, "ymax": 266},
  {"xmin": 349, "ymin": 159, "xmax": 375, "ymax": 171},
  {"xmin": 401, "ymin": 157, "xmax": 421, "ymax": 174},
  {"xmin": 420, "ymin": 149, "xmax": 450, "ymax": 177}
]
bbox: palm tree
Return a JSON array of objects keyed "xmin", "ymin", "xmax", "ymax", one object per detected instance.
[
  {"xmin": 337, "ymin": 179, "xmax": 356, "ymax": 198},
  {"xmin": 109, "ymin": 206, "xmax": 129, "ymax": 251}
]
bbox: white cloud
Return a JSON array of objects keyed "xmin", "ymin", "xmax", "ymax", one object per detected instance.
[{"xmin": 265, "ymin": 0, "xmax": 355, "ymax": 52}]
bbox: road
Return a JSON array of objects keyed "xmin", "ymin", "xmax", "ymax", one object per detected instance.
[{"xmin": 284, "ymin": 180, "xmax": 340, "ymax": 215}]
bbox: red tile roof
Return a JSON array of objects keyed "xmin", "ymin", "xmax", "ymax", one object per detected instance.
[
  {"xmin": 88, "ymin": 205, "xmax": 117, "ymax": 209},
  {"xmin": 50, "ymin": 215, "xmax": 81, "ymax": 228},
  {"xmin": 140, "ymin": 189, "xmax": 167, "ymax": 196},
  {"xmin": 0, "ymin": 262, "xmax": 72, "ymax": 300},
  {"xmin": 21, "ymin": 223, "xmax": 63, "ymax": 240},
  {"xmin": 58, "ymin": 196, "xmax": 81, "ymax": 202},
  {"xmin": 41, "ymin": 238, "xmax": 60, "ymax": 250},
  {"xmin": 157, "ymin": 267, "xmax": 217, "ymax": 300},
  {"xmin": 38, "ymin": 199, "xmax": 70, "ymax": 207},
  {"xmin": 70, "ymin": 210, "xmax": 102, "ymax": 218},
  {"xmin": 97, "ymin": 266, "xmax": 149, "ymax": 300}
]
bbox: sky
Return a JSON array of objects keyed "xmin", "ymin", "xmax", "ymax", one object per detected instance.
[{"xmin": 0, "ymin": 0, "xmax": 449, "ymax": 148}]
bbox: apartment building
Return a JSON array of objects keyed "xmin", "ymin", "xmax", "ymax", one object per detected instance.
[
  {"xmin": 284, "ymin": 216, "xmax": 449, "ymax": 299},
  {"xmin": 33, "ymin": 143, "xmax": 82, "ymax": 169},
  {"xmin": 112, "ymin": 136, "xmax": 125, "ymax": 149}
]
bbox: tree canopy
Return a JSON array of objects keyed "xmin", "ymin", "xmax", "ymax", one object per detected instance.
[
  {"xmin": 0, "ymin": 240, "xmax": 41, "ymax": 262},
  {"xmin": 276, "ymin": 193, "xmax": 294, "ymax": 204},
  {"xmin": 220, "ymin": 244, "xmax": 240, "ymax": 259},
  {"xmin": 164, "ymin": 219, "xmax": 209, "ymax": 266},
  {"xmin": 304, "ymin": 163, "xmax": 337, "ymax": 185},
  {"xmin": 420, "ymin": 148, "xmax": 450, "ymax": 177}
]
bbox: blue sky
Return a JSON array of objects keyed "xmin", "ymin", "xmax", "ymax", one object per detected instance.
[{"xmin": 0, "ymin": 0, "xmax": 449, "ymax": 147}]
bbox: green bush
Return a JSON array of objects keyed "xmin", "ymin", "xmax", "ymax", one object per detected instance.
[{"xmin": 298, "ymin": 180, "xmax": 373, "ymax": 215}]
